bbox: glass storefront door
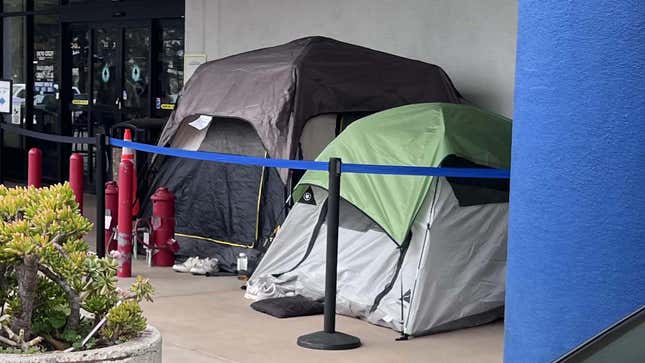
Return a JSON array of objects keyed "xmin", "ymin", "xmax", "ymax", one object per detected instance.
[
  {"xmin": 122, "ymin": 27, "xmax": 150, "ymax": 121},
  {"xmin": 88, "ymin": 23, "xmax": 151, "ymax": 134},
  {"xmin": 67, "ymin": 22, "xmax": 152, "ymax": 180},
  {"xmin": 91, "ymin": 26, "xmax": 121, "ymax": 132}
]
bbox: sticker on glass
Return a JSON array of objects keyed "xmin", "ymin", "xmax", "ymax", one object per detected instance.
[
  {"xmin": 101, "ymin": 65, "xmax": 110, "ymax": 83},
  {"xmin": 131, "ymin": 65, "xmax": 141, "ymax": 82}
]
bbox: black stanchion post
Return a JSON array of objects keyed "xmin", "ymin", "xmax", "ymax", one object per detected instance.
[
  {"xmin": 297, "ymin": 157, "xmax": 361, "ymax": 350},
  {"xmin": 96, "ymin": 133, "xmax": 106, "ymax": 258},
  {"xmin": 324, "ymin": 157, "xmax": 341, "ymax": 334}
]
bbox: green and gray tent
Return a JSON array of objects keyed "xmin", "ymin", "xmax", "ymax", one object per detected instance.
[{"xmin": 246, "ymin": 103, "xmax": 511, "ymax": 336}]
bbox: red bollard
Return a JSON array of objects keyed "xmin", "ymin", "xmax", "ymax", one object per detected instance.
[
  {"xmin": 27, "ymin": 148, "xmax": 42, "ymax": 188},
  {"xmin": 151, "ymin": 187, "xmax": 179, "ymax": 266},
  {"xmin": 121, "ymin": 129, "xmax": 139, "ymax": 217},
  {"xmin": 69, "ymin": 153, "xmax": 84, "ymax": 212},
  {"xmin": 117, "ymin": 160, "xmax": 133, "ymax": 278},
  {"xmin": 105, "ymin": 181, "xmax": 119, "ymax": 253}
]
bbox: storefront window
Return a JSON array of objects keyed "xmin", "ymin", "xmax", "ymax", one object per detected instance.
[
  {"xmin": 69, "ymin": 25, "xmax": 89, "ymax": 157},
  {"xmin": 2, "ymin": 0, "xmax": 25, "ymax": 13},
  {"xmin": 2, "ymin": 16, "xmax": 25, "ymax": 139},
  {"xmin": 156, "ymin": 19, "xmax": 184, "ymax": 113},
  {"xmin": 69, "ymin": 24, "xmax": 88, "ymax": 128},
  {"xmin": 33, "ymin": 14, "xmax": 60, "ymax": 179},
  {"xmin": 33, "ymin": 14, "xmax": 59, "ymax": 133}
]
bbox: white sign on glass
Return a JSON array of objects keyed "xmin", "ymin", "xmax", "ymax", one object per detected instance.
[{"xmin": 0, "ymin": 80, "xmax": 12, "ymax": 114}]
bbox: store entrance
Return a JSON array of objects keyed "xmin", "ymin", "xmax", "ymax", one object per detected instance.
[
  {"xmin": 68, "ymin": 22, "xmax": 151, "ymax": 137},
  {"xmin": 93, "ymin": 24, "xmax": 151, "ymax": 127},
  {"xmin": 65, "ymin": 18, "xmax": 183, "ymax": 183},
  {"xmin": 0, "ymin": 0, "xmax": 184, "ymax": 185}
]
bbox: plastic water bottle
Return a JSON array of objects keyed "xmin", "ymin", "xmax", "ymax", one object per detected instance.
[
  {"xmin": 237, "ymin": 252, "xmax": 248, "ymax": 273},
  {"xmin": 146, "ymin": 248, "xmax": 153, "ymax": 267}
]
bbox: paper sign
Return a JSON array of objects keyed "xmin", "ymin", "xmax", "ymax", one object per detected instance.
[
  {"xmin": 0, "ymin": 80, "xmax": 12, "ymax": 114},
  {"xmin": 188, "ymin": 115, "xmax": 213, "ymax": 131},
  {"xmin": 104, "ymin": 215, "xmax": 112, "ymax": 229},
  {"xmin": 11, "ymin": 106, "xmax": 21, "ymax": 124}
]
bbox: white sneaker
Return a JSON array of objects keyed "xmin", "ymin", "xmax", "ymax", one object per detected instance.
[
  {"xmin": 246, "ymin": 277, "xmax": 279, "ymax": 300},
  {"xmin": 190, "ymin": 257, "xmax": 219, "ymax": 275},
  {"xmin": 172, "ymin": 257, "xmax": 200, "ymax": 273}
]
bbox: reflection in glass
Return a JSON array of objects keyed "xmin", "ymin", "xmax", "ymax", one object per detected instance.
[
  {"xmin": 157, "ymin": 19, "xmax": 184, "ymax": 112},
  {"xmin": 124, "ymin": 28, "xmax": 150, "ymax": 120},
  {"xmin": 33, "ymin": 15, "xmax": 60, "ymax": 180},
  {"xmin": 555, "ymin": 307, "xmax": 645, "ymax": 363},
  {"xmin": 33, "ymin": 15, "xmax": 59, "ymax": 133},
  {"xmin": 34, "ymin": 0, "xmax": 57, "ymax": 11},
  {"xmin": 2, "ymin": 16, "xmax": 25, "ymax": 149},
  {"xmin": 1, "ymin": 15, "xmax": 25, "ymax": 180},
  {"xmin": 2, "ymin": 0, "xmax": 25, "ymax": 12},
  {"xmin": 92, "ymin": 28, "xmax": 119, "ymax": 107},
  {"xmin": 69, "ymin": 25, "xmax": 89, "ymax": 153},
  {"xmin": 92, "ymin": 27, "xmax": 120, "ymax": 133},
  {"xmin": 70, "ymin": 26, "xmax": 89, "ymax": 102}
]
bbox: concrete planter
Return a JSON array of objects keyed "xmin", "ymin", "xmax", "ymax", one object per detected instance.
[{"xmin": 0, "ymin": 326, "xmax": 161, "ymax": 363}]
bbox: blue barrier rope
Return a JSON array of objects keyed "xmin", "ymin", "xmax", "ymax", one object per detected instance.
[{"xmin": 110, "ymin": 138, "xmax": 510, "ymax": 179}]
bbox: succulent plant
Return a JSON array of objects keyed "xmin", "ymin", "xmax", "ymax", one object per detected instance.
[{"xmin": 0, "ymin": 183, "xmax": 153, "ymax": 353}]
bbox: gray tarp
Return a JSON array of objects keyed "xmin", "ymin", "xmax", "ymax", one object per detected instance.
[{"xmin": 157, "ymin": 36, "xmax": 461, "ymax": 180}]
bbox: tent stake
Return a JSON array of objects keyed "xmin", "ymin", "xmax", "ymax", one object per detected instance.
[{"xmin": 297, "ymin": 157, "xmax": 361, "ymax": 350}]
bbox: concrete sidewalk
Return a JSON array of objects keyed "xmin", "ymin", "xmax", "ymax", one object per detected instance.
[
  {"xmin": 119, "ymin": 262, "xmax": 503, "ymax": 363},
  {"xmin": 83, "ymin": 192, "xmax": 503, "ymax": 363}
]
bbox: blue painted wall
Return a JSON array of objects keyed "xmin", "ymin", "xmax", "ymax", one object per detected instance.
[{"xmin": 505, "ymin": 1, "xmax": 645, "ymax": 362}]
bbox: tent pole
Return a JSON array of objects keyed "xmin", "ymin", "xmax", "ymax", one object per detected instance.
[{"xmin": 296, "ymin": 157, "xmax": 361, "ymax": 350}]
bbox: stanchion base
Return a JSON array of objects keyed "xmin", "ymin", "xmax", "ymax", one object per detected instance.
[{"xmin": 297, "ymin": 331, "xmax": 361, "ymax": 350}]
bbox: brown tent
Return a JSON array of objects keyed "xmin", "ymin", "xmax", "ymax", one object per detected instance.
[{"xmin": 147, "ymin": 36, "xmax": 461, "ymax": 271}]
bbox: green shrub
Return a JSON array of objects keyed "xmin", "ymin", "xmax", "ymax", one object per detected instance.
[{"xmin": 0, "ymin": 184, "xmax": 154, "ymax": 352}]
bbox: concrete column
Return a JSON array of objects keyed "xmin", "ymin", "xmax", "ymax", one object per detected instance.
[
  {"xmin": 185, "ymin": 0, "xmax": 206, "ymax": 55},
  {"xmin": 184, "ymin": 0, "xmax": 213, "ymax": 81},
  {"xmin": 505, "ymin": 1, "xmax": 645, "ymax": 362}
]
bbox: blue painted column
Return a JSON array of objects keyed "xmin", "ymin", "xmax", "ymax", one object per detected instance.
[{"xmin": 505, "ymin": 2, "xmax": 645, "ymax": 362}]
